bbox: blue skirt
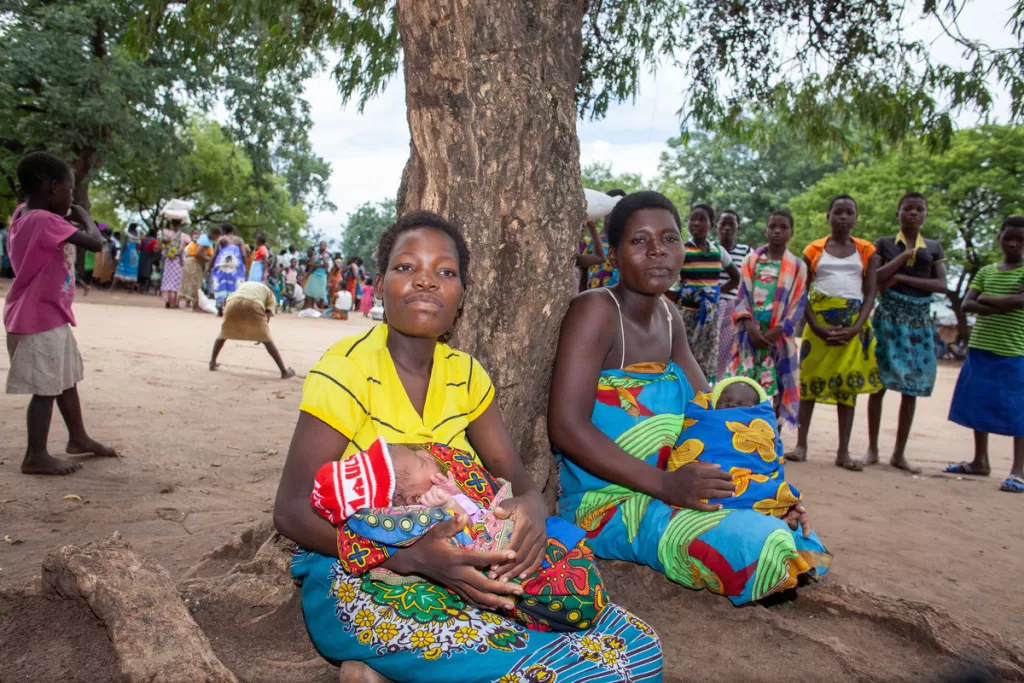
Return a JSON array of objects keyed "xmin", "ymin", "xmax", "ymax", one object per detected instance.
[
  {"xmin": 872, "ymin": 289, "xmax": 936, "ymax": 397},
  {"xmin": 305, "ymin": 268, "xmax": 328, "ymax": 302},
  {"xmin": 291, "ymin": 549, "xmax": 664, "ymax": 683},
  {"xmin": 948, "ymin": 348, "xmax": 1024, "ymax": 438}
]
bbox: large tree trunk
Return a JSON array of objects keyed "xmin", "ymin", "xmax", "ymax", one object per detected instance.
[{"xmin": 396, "ymin": 0, "xmax": 586, "ymax": 502}]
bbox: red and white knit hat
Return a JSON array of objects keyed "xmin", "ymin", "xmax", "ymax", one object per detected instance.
[{"xmin": 311, "ymin": 437, "xmax": 395, "ymax": 525}]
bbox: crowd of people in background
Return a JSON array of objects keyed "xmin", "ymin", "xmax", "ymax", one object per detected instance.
[
  {"xmin": 577, "ymin": 188, "xmax": 1024, "ymax": 495},
  {"xmin": 0, "ymin": 213, "xmax": 378, "ymax": 320}
]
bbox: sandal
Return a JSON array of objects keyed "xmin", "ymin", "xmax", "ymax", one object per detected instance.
[
  {"xmin": 943, "ymin": 462, "xmax": 990, "ymax": 476},
  {"xmin": 999, "ymin": 475, "xmax": 1024, "ymax": 493}
]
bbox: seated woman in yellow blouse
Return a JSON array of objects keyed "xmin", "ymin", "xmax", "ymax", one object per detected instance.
[{"xmin": 272, "ymin": 212, "xmax": 663, "ymax": 683}]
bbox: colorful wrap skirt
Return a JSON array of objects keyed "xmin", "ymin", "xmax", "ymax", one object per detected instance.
[
  {"xmin": 948, "ymin": 348, "xmax": 1024, "ymax": 438},
  {"xmin": 799, "ymin": 293, "xmax": 882, "ymax": 406},
  {"xmin": 716, "ymin": 298, "xmax": 738, "ymax": 381},
  {"xmin": 872, "ymin": 289, "xmax": 937, "ymax": 397},
  {"xmin": 678, "ymin": 285, "xmax": 722, "ymax": 383},
  {"xmin": 557, "ymin": 361, "xmax": 831, "ymax": 606},
  {"xmin": 291, "ymin": 551, "xmax": 663, "ymax": 682},
  {"xmin": 305, "ymin": 267, "xmax": 328, "ymax": 303}
]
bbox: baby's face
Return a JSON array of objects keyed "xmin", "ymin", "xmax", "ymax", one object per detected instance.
[
  {"xmin": 715, "ymin": 383, "xmax": 761, "ymax": 410},
  {"xmin": 389, "ymin": 444, "xmax": 441, "ymax": 506}
]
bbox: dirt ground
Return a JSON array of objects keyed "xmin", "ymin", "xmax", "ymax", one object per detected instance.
[{"xmin": 1, "ymin": 289, "xmax": 1022, "ymax": 682}]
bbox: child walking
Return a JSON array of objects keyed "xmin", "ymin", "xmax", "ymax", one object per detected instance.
[
  {"xmin": 358, "ymin": 273, "xmax": 374, "ymax": 317},
  {"xmin": 946, "ymin": 216, "xmax": 1024, "ymax": 493},
  {"xmin": 4, "ymin": 152, "xmax": 117, "ymax": 475},
  {"xmin": 727, "ymin": 210, "xmax": 808, "ymax": 427}
]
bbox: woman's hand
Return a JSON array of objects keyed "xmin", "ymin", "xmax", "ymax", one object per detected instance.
[
  {"xmin": 394, "ymin": 514, "xmax": 522, "ymax": 611},
  {"xmin": 827, "ymin": 326, "xmax": 861, "ymax": 346},
  {"xmin": 660, "ymin": 462, "xmax": 736, "ymax": 512},
  {"xmin": 762, "ymin": 326, "xmax": 784, "ymax": 345},
  {"xmin": 782, "ymin": 504, "xmax": 812, "ymax": 538},
  {"xmin": 490, "ymin": 489, "xmax": 547, "ymax": 581}
]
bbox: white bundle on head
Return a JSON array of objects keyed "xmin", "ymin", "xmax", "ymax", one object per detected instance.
[
  {"xmin": 584, "ymin": 188, "xmax": 622, "ymax": 220},
  {"xmin": 160, "ymin": 198, "xmax": 194, "ymax": 225}
]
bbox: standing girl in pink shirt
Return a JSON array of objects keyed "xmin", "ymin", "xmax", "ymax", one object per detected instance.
[{"xmin": 4, "ymin": 152, "xmax": 117, "ymax": 475}]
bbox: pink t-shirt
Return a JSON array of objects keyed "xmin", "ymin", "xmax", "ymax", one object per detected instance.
[{"xmin": 3, "ymin": 208, "xmax": 79, "ymax": 335}]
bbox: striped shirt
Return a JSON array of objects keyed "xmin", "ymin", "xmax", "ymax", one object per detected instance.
[
  {"xmin": 968, "ymin": 263, "xmax": 1024, "ymax": 357},
  {"xmin": 680, "ymin": 240, "xmax": 733, "ymax": 288},
  {"xmin": 718, "ymin": 243, "xmax": 751, "ymax": 300}
]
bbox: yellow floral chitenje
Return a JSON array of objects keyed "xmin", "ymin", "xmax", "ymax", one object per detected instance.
[
  {"xmin": 753, "ymin": 482, "xmax": 801, "ymax": 517},
  {"xmin": 668, "ymin": 438, "xmax": 704, "ymax": 471},
  {"xmin": 729, "ymin": 467, "xmax": 770, "ymax": 496},
  {"xmin": 727, "ymin": 418, "xmax": 777, "ymax": 462}
]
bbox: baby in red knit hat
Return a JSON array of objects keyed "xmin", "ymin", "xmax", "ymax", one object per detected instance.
[{"xmin": 310, "ymin": 438, "xmax": 608, "ymax": 632}]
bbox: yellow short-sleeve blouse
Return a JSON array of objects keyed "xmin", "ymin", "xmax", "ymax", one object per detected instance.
[{"xmin": 300, "ymin": 324, "xmax": 495, "ymax": 461}]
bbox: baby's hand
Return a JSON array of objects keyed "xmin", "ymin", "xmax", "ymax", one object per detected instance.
[
  {"xmin": 429, "ymin": 472, "xmax": 461, "ymax": 495},
  {"xmin": 420, "ymin": 485, "xmax": 453, "ymax": 508}
]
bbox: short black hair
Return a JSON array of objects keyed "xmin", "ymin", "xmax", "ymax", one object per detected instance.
[
  {"xmin": 690, "ymin": 203, "xmax": 715, "ymax": 224},
  {"xmin": 605, "ymin": 191, "xmax": 682, "ymax": 248},
  {"xmin": 220, "ymin": 222, "xmax": 235, "ymax": 234},
  {"xmin": 828, "ymin": 194, "xmax": 857, "ymax": 212},
  {"xmin": 375, "ymin": 211, "xmax": 471, "ymax": 288},
  {"xmin": 255, "ymin": 231, "xmax": 266, "ymax": 244},
  {"xmin": 898, "ymin": 192, "xmax": 928, "ymax": 210},
  {"xmin": 209, "ymin": 224, "xmax": 223, "ymax": 235},
  {"xmin": 769, "ymin": 209, "xmax": 794, "ymax": 229},
  {"xmin": 718, "ymin": 210, "xmax": 739, "ymax": 223},
  {"xmin": 606, "ymin": 188, "xmax": 627, "ymax": 198},
  {"xmin": 1000, "ymin": 215, "xmax": 1024, "ymax": 233},
  {"xmin": 16, "ymin": 152, "xmax": 72, "ymax": 194}
]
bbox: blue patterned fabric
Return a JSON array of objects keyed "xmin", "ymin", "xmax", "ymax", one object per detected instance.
[{"xmin": 872, "ymin": 289, "xmax": 937, "ymax": 396}]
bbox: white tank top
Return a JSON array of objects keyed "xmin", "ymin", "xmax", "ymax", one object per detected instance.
[{"xmin": 814, "ymin": 250, "xmax": 864, "ymax": 300}]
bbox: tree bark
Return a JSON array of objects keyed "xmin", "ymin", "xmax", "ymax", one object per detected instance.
[{"xmin": 396, "ymin": 0, "xmax": 586, "ymax": 502}]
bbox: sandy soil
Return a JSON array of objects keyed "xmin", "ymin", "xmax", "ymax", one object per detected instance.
[{"xmin": 1, "ymin": 289, "xmax": 1022, "ymax": 681}]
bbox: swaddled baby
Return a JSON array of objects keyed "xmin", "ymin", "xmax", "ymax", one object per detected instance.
[
  {"xmin": 311, "ymin": 439, "xmax": 607, "ymax": 632},
  {"xmin": 677, "ymin": 377, "xmax": 833, "ymax": 581}
]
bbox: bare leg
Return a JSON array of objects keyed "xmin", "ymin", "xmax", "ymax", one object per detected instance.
[
  {"xmin": 835, "ymin": 402, "xmax": 862, "ymax": 471},
  {"xmin": 210, "ymin": 338, "xmax": 226, "ymax": 370},
  {"xmin": 970, "ymin": 431, "xmax": 991, "ymax": 475},
  {"xmin": 21, "ymin": 395, "xmax": 81, "ymax": 475},
  {"xmin": 785, "ymin": 400, "xmax": 815, "ymax": 462},
  {"xmin": 890, "ymin": 394, "xmax": 922, "ymax": 473},
  {"xmin": 865, "ymin": 390, "xmax": 884, "ymax": 465},
  {"xmin": 1011, "ymin": 437, "xmax": 1024, "ymax": 479},
  {"xmin": 58, "ymin": 386, "xmax": 118, "ymax": 457},
  {"xmin": 264, "ymin": 342, "xmax": 295, "ymax": 379}
]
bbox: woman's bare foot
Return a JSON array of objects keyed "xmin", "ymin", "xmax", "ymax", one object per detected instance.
[
  {"xmin": 862, "ymin": 446, "xmax": 880, "ymax": 466},
  {"xmin": 339, "ymin": 661, "xmax": 391, "ymax": 683},
  {"xmin": 210, "ymin": 362, "xmax": 220, "ymax": 371},
  {"xmin": 22, "ymin": 451, "xmax": 82, "ymax": 475},
  {"xmin": 890, "ymin": 454, "xmax": 922, "ymax": 474},
  {"xmin": 835, "ymin": 452, "xmax": 864, "ymax": 472},
  {"xmin": 67, "ymin": 438, "xmax": 119, "ymax": 458},
  {"xmin": 784, "ymin": 445, "xmax": 807, "ymax": 462},
  {"xmin": 282, "ymin": 367, "xmax": 296, "ymax": 379}
]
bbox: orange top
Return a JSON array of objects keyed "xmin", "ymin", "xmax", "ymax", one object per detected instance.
[{"xmin": 802, "ymin": 236, "xmax": 876, "ymax": 276}]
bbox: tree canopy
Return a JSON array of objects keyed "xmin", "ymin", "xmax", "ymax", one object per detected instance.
[
  {"xmin": 340, "ymin": 198, "xmax": 395, "ymax": 270},
  {"xmin": 788, "ymin": 124, "xmax": 1024, "ymax": 333},
  {"xmin": 148, "ymin": 0, "xmax": 1023, "ymax": 153},
  {"xmin": 0, "ymin": 0, "xmax": 331, "ymax": 229}
]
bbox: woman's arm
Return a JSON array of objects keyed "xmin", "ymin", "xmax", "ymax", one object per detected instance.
[
  {"xmin": 875, "ymin": 247, "xmax": 913, "ymax": 282},
  {"xmin": 720, "ymin": 261, "xmax": 741, "ymax": 294},
  {"xmin": 273, "ymin": 413, "xmax": 521, "ymax": 609},
  {"xmin": 467, "ymin": 404, "xmax": 547, "ymax": 580},
  {"xmin": 577, "ymin": 222, "xmax": 606, "ymax": 268},
  {"xmin": 889, "ymin": 260, "xmax": 948, "ymax": 294},
  {"xmin": 548, "ymin": 294, "xmax": 733, "ymax": 509},
  {"xmin": 962, "ymin": 288, "xmax": 1005, "ymax": 315},
  {"xmin": 272, "ymin": 413, "xmax": 352, "ymax": 556},
  {"xmin": 854, "ymin": 254, "xmax": 880, "ymax": 329}
]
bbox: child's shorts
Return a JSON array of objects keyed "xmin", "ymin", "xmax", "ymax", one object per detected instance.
[{"xmin": 5, "ymin": 323, "xmax": 84, "ymax": 396}]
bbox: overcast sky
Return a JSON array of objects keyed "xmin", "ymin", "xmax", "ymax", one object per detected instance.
[{"xmin": 302, "ymin": 1, "xmax": 1017, "ymax": 240}]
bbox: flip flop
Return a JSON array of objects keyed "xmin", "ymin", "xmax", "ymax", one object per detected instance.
[
  {"xmin": 999, "ymin": 475, "xmax": 1024, "ymax": 493},
  {"xmin": 943, "ymin": 462, "xmax": 990, "ymax": 476}
]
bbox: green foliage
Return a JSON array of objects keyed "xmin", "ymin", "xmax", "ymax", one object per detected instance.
[
  {"xmin": 147, "ymin": 0, "xmax": 1023, "ymax": 151},
  {"xmin": 341, "ymin": 199, "xmax": 396, "ymax": 270},
  {"xmin": 789, "ymin": 125, "xmax": 1024, "ymax": 302},
  {"xmin": 656, "ymin": 122, "xmax": 848, "ymax": 244},
  {"xmin": 580, "ymin": 163, "xmax": 645, "ymax": 195},
  {"xmin": 97, "ymin": 119, "xmax": 309, "ymax": 245},
  {"xmin": 0, "ymin": 0, "xmax": 331, "ymax": 217}
]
